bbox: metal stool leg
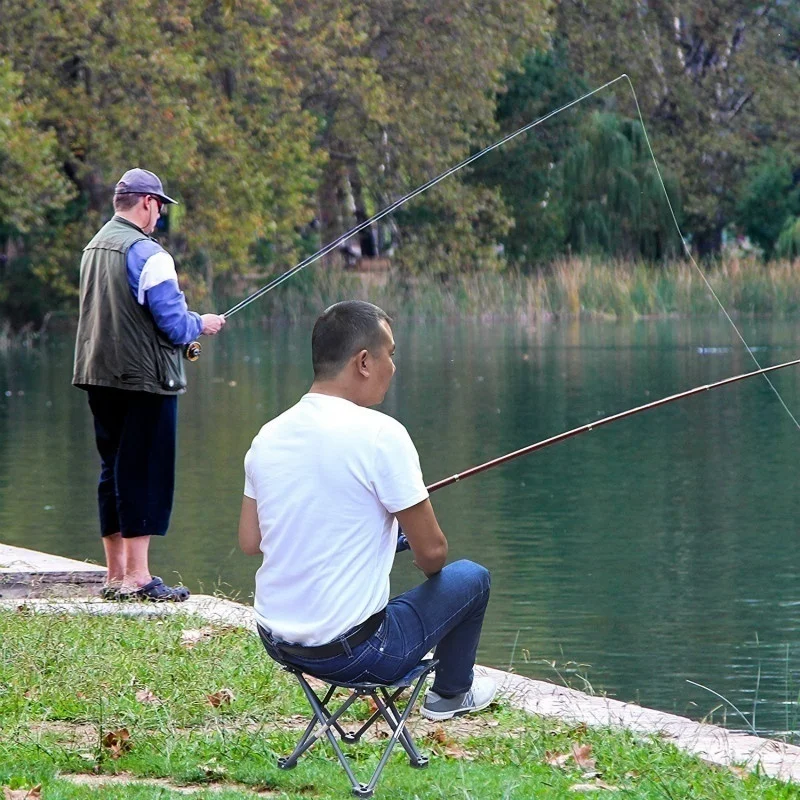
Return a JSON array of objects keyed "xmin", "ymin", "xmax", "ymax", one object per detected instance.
[
  {"xmin": 276, "ymin": 660, "xmax": 437, "ymax": 798},
  {"xmin": 377, "ymin": 687, "xmax": 428, "ymax": 766},
  {"xmin": 279, "ymin": 677, "xmax": 362, "ymax": 771}
]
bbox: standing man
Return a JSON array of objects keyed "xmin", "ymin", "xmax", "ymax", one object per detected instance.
[
  {"xmin": 73, "ymin": 168, "xmax": 225, "ymax": 601},
  {"xmin": 239, "ymin": 300, "xmax": 496, "ymax": 720}
]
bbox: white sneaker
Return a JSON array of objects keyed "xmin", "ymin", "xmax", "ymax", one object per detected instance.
[{"xmin": 420, "ymin": 676, "xmax": 497, "ymax": 721}]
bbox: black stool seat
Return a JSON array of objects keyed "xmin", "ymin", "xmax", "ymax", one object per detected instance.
[{"xmin": 272, "ymin": 656, "xmax": 438, "ymax": 798}]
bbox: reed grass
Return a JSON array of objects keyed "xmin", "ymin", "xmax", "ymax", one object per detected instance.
[
  {"xmin": 2, "ymin": 257, "xmax": 799, "ymax": 346},
  {"xmin": 220, "ymin": 256, "xmax": 800, "ymax": 324}
]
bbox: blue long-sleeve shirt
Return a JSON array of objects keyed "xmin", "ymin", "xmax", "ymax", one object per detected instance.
[{"xmin": 126, "ymin": 239, "xmax": 203, "ymax": 346}]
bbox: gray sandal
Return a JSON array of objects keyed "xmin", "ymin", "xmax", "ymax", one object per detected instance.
[{"xmin": 134, "ymin": 576, "xmax": 190, "ymax": 603}]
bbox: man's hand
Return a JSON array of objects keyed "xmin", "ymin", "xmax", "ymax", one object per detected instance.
[{"xmin": 201, "ymin": 314, "xmax": 226, "ymax": 335}]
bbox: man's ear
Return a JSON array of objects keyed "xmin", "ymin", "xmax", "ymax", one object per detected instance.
[{"xmin": 356, "ymin": 348, "xmax": 370, "ymax": 377}]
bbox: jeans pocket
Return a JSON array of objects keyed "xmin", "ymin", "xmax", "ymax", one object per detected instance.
[{"xmin": 294, "ymin": 645, "xmax": 373, "ymax": 682}]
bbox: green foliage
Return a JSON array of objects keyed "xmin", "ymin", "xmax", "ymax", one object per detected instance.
[
  {"xmin": 736, "ymin": 150, "xmax": 800, "ymax": 258},
  {"xmin": 0, "ymin": 60, "xmax": 75, "ymax": 236},
  {"xmin": 776, "ymin": 217, "xmax": 800, "ymax": 261},
  {"xmin": 562, "ymin": 112, "xmax": 682, "ymax": 260},
  {"xmin": 473, "ymin": 48, "xmax": 682, "ymax": 266},
  {"xmin": 0, "ymin": 0, "xmax": 798, "ymax": 329},
  {"xmin": 471, "ymin": 45, "xmax": 588, "ymax": 267}
]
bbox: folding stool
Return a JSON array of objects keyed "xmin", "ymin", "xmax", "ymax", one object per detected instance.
[{"xmin": 275, "ymin": 657, "xmax": 438, "ymax": 798}]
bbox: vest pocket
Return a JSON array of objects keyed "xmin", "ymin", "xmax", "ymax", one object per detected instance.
[{"xmin": 155, "ymin": 338, "xmax": 187, "ymax": 392}]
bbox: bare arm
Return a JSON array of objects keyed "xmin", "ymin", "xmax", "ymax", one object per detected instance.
[
  {"xmin": 238, "ymin": 495, "xmax": 262, "ymax": 555},
  {"xmin": 395, "ymin": 498, "xmax": 448, "ymax": 577}
]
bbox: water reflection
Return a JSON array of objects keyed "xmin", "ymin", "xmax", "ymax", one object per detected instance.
[{"xmin": 2, "ymin": 317, "xmax": 800, "ymax": 738}]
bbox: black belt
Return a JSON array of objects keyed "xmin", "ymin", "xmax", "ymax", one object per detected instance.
[{"xmin": 266, "ymin": 609, "xmax": 386, "ymax": 660}]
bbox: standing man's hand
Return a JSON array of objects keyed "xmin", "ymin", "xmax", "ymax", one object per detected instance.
[{"xmin": 201, "ymin": 314, "xmax": 226, "ymax": 335}]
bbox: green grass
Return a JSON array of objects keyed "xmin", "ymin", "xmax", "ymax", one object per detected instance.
[{"xmin": 1, "ymin": 609, "xmax": 798, "ymax": 799}]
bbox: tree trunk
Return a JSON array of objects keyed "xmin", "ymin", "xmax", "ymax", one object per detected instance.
[
  {"xmin": 693, "ymin": 225, "xmax": 723, "ymax": 258},
  {"xmin": 349, "ymin": 163, "xmax": 378, "ymax": 257},
  {"xmin": 317, "ymin": 161, "xmax": 347, "ymax": 268}
]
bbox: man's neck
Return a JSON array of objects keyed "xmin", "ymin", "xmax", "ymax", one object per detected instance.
[
  {"xmin": 309, "ymin": 381, "xmax": 364, "ymax": 406},
  {"xmin": 115, "ymin": 211, "xmax": 147, "ymax": 233}
]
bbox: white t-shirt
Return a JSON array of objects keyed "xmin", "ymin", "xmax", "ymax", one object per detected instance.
[{"xmin": 244, "ymin": 393, "xmax": 429, "ymax": 645}]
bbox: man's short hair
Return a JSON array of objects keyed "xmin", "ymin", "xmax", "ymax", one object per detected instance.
[
  {"xmin": 312, "ymin": 301, "xmax": 392, "ymax": 380},
  {"xmin": 113, "ymin": 192, "xmax": 144, "ymax": 213}
]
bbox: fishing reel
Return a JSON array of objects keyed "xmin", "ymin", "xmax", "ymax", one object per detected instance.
[{"xmin": 184, "ymin": 341, "xmax": 202, "ymax": 362}]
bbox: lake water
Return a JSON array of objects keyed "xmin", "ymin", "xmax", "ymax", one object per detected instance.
[{"xmin": 3, "ymin": 316, "xmax": 800, "ymax": 739}]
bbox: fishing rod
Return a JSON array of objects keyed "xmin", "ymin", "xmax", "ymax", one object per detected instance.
[
  {"xmin": 425, "ymin": 357, "xmax": 800, "ymax": 494},
  {"xmin": 182, "ymin": 75, "xmax": 630, "ymax": 362}
]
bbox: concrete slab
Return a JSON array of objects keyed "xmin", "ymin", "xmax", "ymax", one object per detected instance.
[
  {"xmin": 0, "ymin": 543, "xmax": 105, "ymax": 599},
  {"xmin": 4, "ymin": 593, "xmax": 800, "ymax": 783}
]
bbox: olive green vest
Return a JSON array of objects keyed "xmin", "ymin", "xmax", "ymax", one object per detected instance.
[{"xmin": 72, "ymin": 216, "xmax": 186, "ymax": 395}]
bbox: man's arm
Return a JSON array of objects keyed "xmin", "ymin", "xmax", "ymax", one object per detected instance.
[
  {"xmin": 395, "ymin": 498, "xmax": 448, "ymax": 577},
  {"xmin": 127, "ymin": 241, "xmax": 224, "ymax": 344},
  {"xmin": 238, "ymin": 495, "xmax": 262, "ymax": 555}
]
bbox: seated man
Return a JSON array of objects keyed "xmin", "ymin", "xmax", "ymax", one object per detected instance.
[{"xmin": 238, "ymin": 300, "xmax": 495, "ymax": 720}]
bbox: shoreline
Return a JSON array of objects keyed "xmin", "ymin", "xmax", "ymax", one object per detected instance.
[{"xmin": 4, "ymin": 543, "xmax": 800, "ymax": 784}]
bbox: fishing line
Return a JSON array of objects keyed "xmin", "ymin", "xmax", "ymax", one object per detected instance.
[
  {"xmin": 218, "ymin": 74, "xmax": 800, "ymax": 430},
  {"xmin": 621, "ymin": 75, "xmax": 800, "ymax": 430},
  {"xmin": 222, "ymin": 74, "xmax": 630, "ymax": 318}
]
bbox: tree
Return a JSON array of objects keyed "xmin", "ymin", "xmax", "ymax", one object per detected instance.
[
  {"xmin": 735, "ymin": 149, "xmax": 800, "ymax": 258},
  {"xmin": 555, "ymin": 0, "xmax": 800, "ymax": 256},
  {"xmin": 272, "ymin": 0, "xmax": 551, "ymax": 272},
  {"xmin": 0, "ymin": 0, "xmax": 321, "ymax": 322},
  {"xmin": 472, "ymin": 46, "xmax": 681, "ymax": 265}
]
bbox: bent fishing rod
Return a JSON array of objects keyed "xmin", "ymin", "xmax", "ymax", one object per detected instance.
[
  {"xmin": 181, "ymin": 75, "xmax": 630, "ymax": 362},
  {"xmin": 425, "ymin": 358, "xmax": 800, "ymax": 494}
]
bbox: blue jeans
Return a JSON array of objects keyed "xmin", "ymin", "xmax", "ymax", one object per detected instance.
[{"xmin": 259, "ymin": 559, "xmax": 490, "ymax": 697}]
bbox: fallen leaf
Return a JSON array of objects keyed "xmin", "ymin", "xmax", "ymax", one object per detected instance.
[
  {"xmin": 545, "ymin": 750, "xmax": 572, "ymax": 768},
  {"xmin": 572, "ymin": 742, "xmax": 597, "ymax": 772},
  {"xmin": 365, "ymin": 696, "xmax": 379, "ymax": 715},
  {"xmin": 3, "ymin": 786, "xmax": 41, "ymax": 800},
  {"xmin": 101, "ymin": 728, "xmax": 131, "ymax": 759},
  {"xmin": 728, "ymin": 766, "xmax": 748, "ymax": 780},
  {"xmin": 135, "ymin": 688, "xmax": 159, "ymax": 704},
  {"xmin": 180, "ymin": 627, "xmax": 214, "ymax": 648},
  {"xmin": 198, "ymin": 759, "xmax": 227, "ymax": 778},
  {"xmin": 486, "ymin": 720, "xmax": 499, "ymax": 728},
  {"xmin": 595, "ymin": 781, "xmax": 619, "ymax": 790},
  {"xmin": 444, "ymin": 743, "xmax": 470, "ymax": 760},
  {"xmin": 206, "ymin": 688, "xmax": 235, "ymax": 708},
  {"xmin": 426, "ymin": 726, "xmax": 450, "ymax": 745},
  {"xmin": 571, "ymin": 723, "xmax": 589, "ymax": 736}
]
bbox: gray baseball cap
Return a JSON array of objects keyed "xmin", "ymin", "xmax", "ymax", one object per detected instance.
[{"xmin": 114, "ymin": 168, "xmax": 178, "ymax": 204}]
